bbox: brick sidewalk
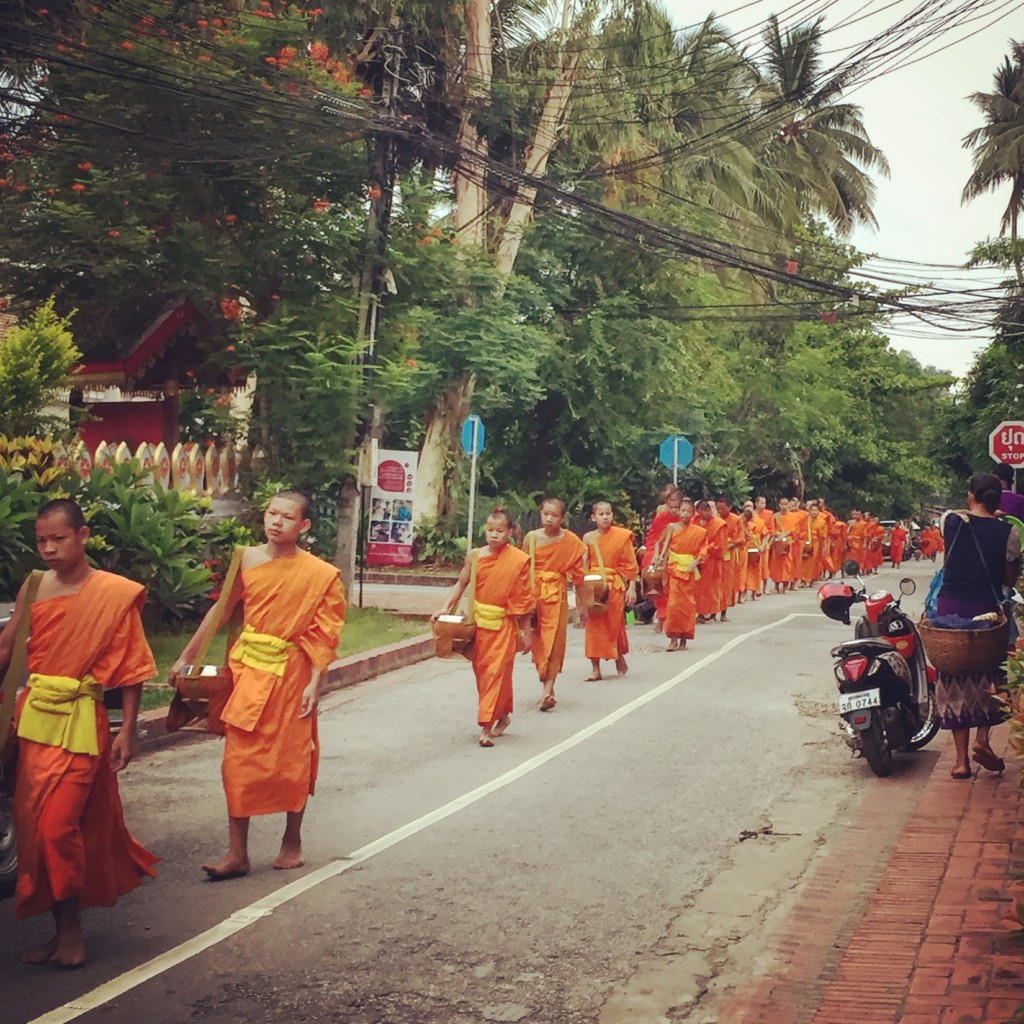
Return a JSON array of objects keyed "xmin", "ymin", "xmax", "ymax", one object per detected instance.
[{"xmin": 721, "ymin": 734, "xmax": 1024, "ymax": 1024}]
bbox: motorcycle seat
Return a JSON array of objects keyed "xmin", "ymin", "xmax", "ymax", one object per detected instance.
[{"xmin": 830, "ymin": 637, "xmax": 896, "ymax": 659}]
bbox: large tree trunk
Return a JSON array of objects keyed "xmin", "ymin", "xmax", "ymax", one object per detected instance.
[
  {"xmin": 413, "ymin": 377, "xmax": 474, "ymax": 527},
  {"xmin": 453, "ymin": 0, "xmax": 492, "ymax": 247}
]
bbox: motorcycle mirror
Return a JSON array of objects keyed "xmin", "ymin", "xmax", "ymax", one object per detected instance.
[
  {"xmin": 842, "ymin": 558, "xmax": 860, "ymax": 577},
  {"xmin": 899, "ymin": 577, "xmax": 916, "ymax": 596}
]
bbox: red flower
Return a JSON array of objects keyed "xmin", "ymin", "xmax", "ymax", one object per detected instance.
[
  {"xmin": 309, "ymin": 42, "xmax": 328, "ymax": 62},
  {"xmin": 311, "ymin": 197, "xmax": 331, "ymax": 212},
  {"xmin": 224, "ymin": 213, "xmax": 237, "ymax": 224},
  {"xmin": 225, "ymin": 344, "xmax": 236, "ymax": 353},
  {"xmin": 308, "ymin": 8, "xmax": 324, "ymax": 16},
  {"xmin": 108, "ymin": 229, "xmax": 120, "ymax": 238},
  {"xmin": 77, "ymin": 161, "xmax": 92, "ymax": 172},
  {"xmin": 71, "ymin": 183, "xmax": 85, "ymax": 193},
  {"xmin": 367, "ymin": 186, "xmax": 382, "ymax": 200},
  {"xmin": 219, "ymin": 298, "xmax": 242, "ymax": 320},
  {"xmin": 405, "ymin": 358, "xmax": 418, "ymax": 368},
  {"xmin": 196, "ymin": 19, "xmax": 208, "ymax": 27},
  {"xmin": 271, "ymin": 294, "xmax": 280, "ymax": 300},
  {"xmin": 199, "ymin": 55, "xmax": 210, "ymax": 62},
  {"xmin": 120, "ymin": 40, "xmax": 133, "ymax": 49}
]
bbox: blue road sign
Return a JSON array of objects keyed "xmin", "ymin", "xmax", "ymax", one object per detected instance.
[
  {"xmin": 659, "ymin": 434, "xmax": 693, "ymax": 471},
  {"xmin": 461, "ymin": 414, "xmax": 485, "ymax": 457}
]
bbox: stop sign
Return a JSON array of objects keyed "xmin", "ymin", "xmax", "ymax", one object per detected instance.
[{"xmin": 989, "ymin": 420, "xmax": 1024, "ymax": 468}]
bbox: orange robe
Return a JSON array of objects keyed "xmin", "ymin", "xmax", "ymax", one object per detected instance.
[
  {"xmin": 584, "ymin": 526, "xmax": 639, "ymax": 661},
  {"xmin": 783, "ymin": 510, "xmax": 807, "ymax": 582},
  {"xmin": 695, "ymin": 517, "xmax": 727, "ymax": 616},
  {"xmin": 642, "ymin": 509, "xmax": 676, "ymax": 622},
  {"xmin": 757, "ymin": 510, "xmax": 774, "ymax": 582},
  {"xmin": 799, "ymin": 514, "xmax": 828, "ymax": 583},
  {"xmin": 721, "ymin": 513, "xmax": 744, "ymax": 609},
  {"xmin": 868, "ymin": 523, "xmax": 885, "ymax": 570},
  {"xmin": 222, "ymin": 551, "xmax": 345, "ymax": 818},
  {"xmin": 664, "ymin": 524, "xmax": 707, "ymax": 640},
  {"xmin": 846, "ymin": 519, "xmax": 867, "ymax": 566},
  {"xmin": 826, "ymin": 518, "xmax": 847, "ymax": 574},
  {"xmin": 768, "ymin": 512, "xmax": 790, "ymax": 583},
  {"xmin": 890, "ymin": 525, "xmax": 907, "ymax": 566},
  {"xmin": 527, "ymin": 531, "xmax": 585, "ymax": 683},
  {"xmin": 471, "ymin": 544, "xmax": 534, "ymax": 726},
  {"xmin": 13, "ymin": 572, "xmax": 158, "ymax": 921},
  {"xmin": 746, "ymin": 517, "xmax": 769, "ymax": 592}
]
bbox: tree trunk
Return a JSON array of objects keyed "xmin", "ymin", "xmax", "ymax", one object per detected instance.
[
  {"xmin": 453, "ymin": 0, "xmax": 491, "ymax": 247},
  {"xmin": 413, "ymin": 377, "xmax": 474, "ymax": 526},
  {"xmin": 494, "ymin": 48, "xmax": 579, "ymax": 276}
]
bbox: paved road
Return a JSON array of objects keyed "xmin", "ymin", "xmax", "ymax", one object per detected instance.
[{"xmin": 2, "ymin": 562, "xmax": 942, "ymax": 1024}]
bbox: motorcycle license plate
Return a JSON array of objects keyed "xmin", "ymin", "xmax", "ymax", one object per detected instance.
[{"xmin": 838, "ymin": 688, "xmax": 880, "ymax": 715}]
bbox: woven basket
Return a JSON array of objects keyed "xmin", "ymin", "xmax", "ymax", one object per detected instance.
[
  {"xmin": 642, "ymin": 563, "xmax": 665, "ymax": 596},
  {"xmin": 433, "ymin": 615, "xmax": 475, "ymax": 660},
  {"xmin": 167, "ymin": 665, "xmax": 233, "ymax": 735},
  {"xmin": 918, "ymin": 612, "xmax": 1010, "ymax": 676},
  {"xmin": 580, "ymin": 573, "xmax": 609, "ymax": 613}
]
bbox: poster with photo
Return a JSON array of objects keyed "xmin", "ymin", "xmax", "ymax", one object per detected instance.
[{"xmin": 366, "ymin": 449, "xmax": 417, "ymax": 566}]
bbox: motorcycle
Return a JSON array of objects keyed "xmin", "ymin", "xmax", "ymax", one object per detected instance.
[{"xmin": 817, "ymin": 560, "xmax": 939, "ymax": 777}]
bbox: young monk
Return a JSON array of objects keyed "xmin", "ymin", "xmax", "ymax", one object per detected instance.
[
  {"xmin": 715, "ymin": 496, "xmax": 743, "ymax": 618},
  {"xmin": 743, "ymin": 504, "xmax": 769, "ymax": 600},
  {"xmin": 890, "ymin": 520, "xmax": 908, "ymax": 568},
  {"xmin": 768, "ymin": 498, "xmax": 792, "ymax": 593},
  {"xmin": 0, "ymin": 499, "xmax": 158, "ymax": 968},
  {"xmin": 439, "ymin": 507, "xmax": 534, "ymax": 745},
  {"xmin": 583, "ymin": 500, "xmax": 638, "ymax": 680},
  {"xmin": 798, "ymin": 500, "xmax": 828, "ymax": 587},
  {"xmin": 695, "ymin": 500, "xmax": 727, "ymax": 622},
  {"xmin": 782, "ymin": 499, "xmax": 807, "ymax": 590},
  {"xmin": 641, "ymin": 486, "xmax": 682, "ymax": 632},
  {"xmin": 655, "ymin": 498, "xmax": 707, "ymax": 651},
  {"xmin": 170, "ymin": 491, "xmax": 345, "ymax": 879},
  {"xmin": 524, "ymin": 498, "xmax": 585, "ymax": 711},
  {"xmin": 846, "ymin": 509, "xmax": 867, "ymax": 569},
  {"xmin": 755, "ymin": 496, "xmax": 774, "ymax": 594}
]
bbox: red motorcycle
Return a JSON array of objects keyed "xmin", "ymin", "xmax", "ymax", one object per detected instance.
[{"xmin": 818, "ymin": 561, "xmax": 939, "ymax": 776}]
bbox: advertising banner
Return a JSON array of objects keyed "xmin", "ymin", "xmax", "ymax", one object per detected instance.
[{"xmin": 366, "ymin": 448, "xmax": 416, "ymax": 566}]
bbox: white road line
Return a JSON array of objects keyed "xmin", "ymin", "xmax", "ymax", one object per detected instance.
[{"xmin": 31, "ymin": 611, "xmax": 816, "ymax": 1024}]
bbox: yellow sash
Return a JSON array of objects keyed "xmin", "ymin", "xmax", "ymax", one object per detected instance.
[
  {"xmin": 230, "ymin": 625, "xmax": 294, "ymax": 676},
  {"xmin": 473, "ymin": 602, "xmax": 506, "ymax": 631},
  {"xmin": 17, "ymin": 673, "xmax": 103, "ymax": 755},
  {"xmin": 535, "ymin": 570, "xmax": 564, "ymax": 605},
  {"xmin": 668, "ymin": 551, "xmax": 701, "ymax": 580}
]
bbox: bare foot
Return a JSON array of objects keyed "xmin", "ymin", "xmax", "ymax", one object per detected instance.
[
  {"xmin": 202, "ymin": 854, "xmax": 250, "ymax": 881},
  {"xmin": 653, "ymin": 619, "xmax": 664, "ymax": 634},
  {"xmin": 50, "ymin": 926, "xmax": 85, "ymax": 969},
  {"xmin": 21, "ymin": 937, "xmax": 57, "ymax": 965},
  {"xmin": 273, "ymin": 843, "xmax": 305, "ymax": 870},
  {"xmin": 583, "ymin": 673, "xmax": 602, "ymax": 681},
  {"xmin": 666, "ymin": 641, "xmax": 679, "ymax": 652},
  {"xmin": 615, "ymin": 657, "xmax": 628, "ymax": 676},
  {"xmin": 491, "ymin": 714, "xmax": 511, "ymax": 737},
  {"xmin": 539, "ymin": 694, "xmax": 556, "ymax": 711}
]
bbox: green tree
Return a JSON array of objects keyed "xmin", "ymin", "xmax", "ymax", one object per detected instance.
[
  {"xmin": 962, "ymin": 41, "xmax": 1024, "ymax": 286},
  {"xmin": 0, "ymin": 298, "xmax": 80, "ymax": 435}
]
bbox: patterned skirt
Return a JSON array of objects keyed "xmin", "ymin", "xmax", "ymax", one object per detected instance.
[{"xmin": 936, "ymin": 669, "xmax": 1006, "ymax": 730}]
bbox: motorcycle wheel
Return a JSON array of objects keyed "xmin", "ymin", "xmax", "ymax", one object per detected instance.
[
  {"xmin": 0, "ymin": 791, "xmax": 16, "ymax": 900},
  {"xmin": 903, "ymin": 688, "xmax": 940, "ymax": 752},
  {"xmin": 860, "ymin": 709, "xmax": 893, "ymax": 777}
]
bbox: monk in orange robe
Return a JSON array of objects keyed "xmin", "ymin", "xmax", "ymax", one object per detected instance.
[
  {"xmin": 799, "ymin": 500, "xmax": 828, "ymax": 586},
  {"xmin": 583, "ymin": 501, "xmax": 639, "ymax": 680},
  {"xmin": 743, "ymin": 505, "xmax": 769, "ymax": 599},
  {"xmin": 656, "ymin": 499, "xmax": 707, "ymax": 651},
  {"xmin": 890, "ymin": 521, "xmax": 908, "ymax": 567},
  {"xmin": 783, "ymin": 500, "xmax": 808, "ymax": 589},
  {"xmin": 173, "ymin": 491, "xmax": 345, "ymax": 879},
  {"xmin": 768, "ymin": 498, "xmax": 792, "ymax": 592},
  {"xmin": 439, "ymin": 507, "xmax": 534, "ymax": 746},
  {"xmin": 755, "ymin": 497, "xmax": 774, "ymax": 593},
  {"xmin": 0, "ymin": 499, "xmax": 157, "ymax": 968},
  {"xmin": 863, "ymin": 514, "xmax": 884, "ymax": 574},
  {"xmin": 525, "ymin": 498, "xmax": 585, "ymax": 711},
  {"xmin": 695, "ymin": 501, "xmax": 727, "ymax": 621},
  {"xmin": 846, "ymin": 509, "xmax": 867, "ymax": 571},
  {"xmin": 641, "ymin": 487, "xmax": 682, "ymax": 631},
  {"xmin": 715, "ymin": 497, "xmax": 743, "ymax": 616},
  {"xmin": 825, "ymin": 508, "xmax": 847, "ymax": 576}
]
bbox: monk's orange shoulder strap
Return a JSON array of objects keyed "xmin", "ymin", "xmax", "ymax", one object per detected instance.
[
  {"xmin": 589, "ymin": 535, "xmax": 607, "ymax": 577},
  {"xmin": 0, "ymin": 570, "xmax": 43, "ymax": 772},
  {"xmin": 527, "ymin": 531, "xmax": 537, "ymax": 590}
]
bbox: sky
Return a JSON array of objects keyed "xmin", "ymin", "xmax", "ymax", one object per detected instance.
[{"xmin": 662, "ymin": 0, "xmax": 1023, "ymax": 377}]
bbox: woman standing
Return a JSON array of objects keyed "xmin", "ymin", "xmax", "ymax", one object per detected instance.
[{"xmin": 935, "ymin": 473, "xmax": 1020, "ymax": 779}]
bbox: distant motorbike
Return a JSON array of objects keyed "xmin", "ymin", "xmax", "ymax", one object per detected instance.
[{"xmin": 817, "ymin": 560, "xmax": 939, "ymax": 777}]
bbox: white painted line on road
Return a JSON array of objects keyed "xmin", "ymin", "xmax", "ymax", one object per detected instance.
[{"xmin": 31, "ymin": 611, "xmax": 817, "ymax": 1024}]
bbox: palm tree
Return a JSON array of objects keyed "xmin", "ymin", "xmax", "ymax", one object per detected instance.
[
  {"xmin": 754, "ymin": 15, "xmax": 890, "ymax": 237},
  {"xmin": 962, "ymin": 41, "xmax": 1024, "ymax": 288}
]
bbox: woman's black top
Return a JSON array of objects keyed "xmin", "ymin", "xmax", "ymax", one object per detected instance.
[{"xmin": 939, "ymin": 513, "xmax": 1019, "ymax": 611}]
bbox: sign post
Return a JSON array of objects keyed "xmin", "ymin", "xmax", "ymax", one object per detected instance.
[
  {"xmin": 659, "ymin": 434, "xmax": 694, "ymax": 487},
  {"xmin": 461, "ymin": 414, "xmax": 485, "ymax": 549}
]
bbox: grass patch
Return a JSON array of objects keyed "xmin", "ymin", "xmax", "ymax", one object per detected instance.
[{"xmin": 142, "ymin": 607, "xmax": 428, "ymax": 712}]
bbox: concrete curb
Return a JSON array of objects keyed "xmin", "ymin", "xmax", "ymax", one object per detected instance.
[{"xmin": 134, "ymin": 632, "xmax": 434, "ymax": 755}]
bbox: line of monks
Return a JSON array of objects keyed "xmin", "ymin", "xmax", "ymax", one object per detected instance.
[{"xmin": 441, "ymin": 496, "xmax": 935, "ymax": 747}]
